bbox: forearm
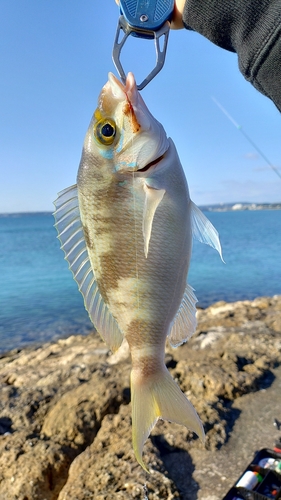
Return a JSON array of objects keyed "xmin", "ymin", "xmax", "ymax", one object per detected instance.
[{"xmin": 181, "ymin": 0, "xmax": 281, "ymax": 111}]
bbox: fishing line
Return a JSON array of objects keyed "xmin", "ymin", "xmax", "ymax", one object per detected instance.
[
  {"xmin": 212, "ymin": 97, "xmax": 281, "ymax": 180},
  {"xmin": 132, "ymin": 169, "xmax": 140, "ymax": 316},
  {"xmin": 129, "ymin": 99, "xmax": 141, "ymax": 320}
]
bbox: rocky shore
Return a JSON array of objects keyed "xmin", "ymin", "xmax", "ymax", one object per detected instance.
[{"xmin": 0, "ymin": 295, "xmax": 281, "ymax": 500}]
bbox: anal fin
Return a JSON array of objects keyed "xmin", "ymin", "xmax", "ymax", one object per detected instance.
[{"xmin": 169, "ymin": 283, "xmax": 198, "ymax": 347}]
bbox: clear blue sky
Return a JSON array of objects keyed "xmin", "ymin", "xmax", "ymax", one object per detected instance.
[{"xmin": 1, "ymin": 1, "xmax": 281, "ymax": 213}]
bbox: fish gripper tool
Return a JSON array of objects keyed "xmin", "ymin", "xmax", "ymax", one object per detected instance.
[{"xmin": 112, "ymin": 0, "xmax": 174, "ymax": 90}]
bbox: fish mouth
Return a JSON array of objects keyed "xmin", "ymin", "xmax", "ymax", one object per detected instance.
[{"xmin": 136, "ymin": 153, "xmax": 165, "ymax": 173}]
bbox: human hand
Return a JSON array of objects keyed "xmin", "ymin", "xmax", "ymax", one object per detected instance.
[
  {"xmin": 171, "ymin": 0, "xmax": 185, "ymax": 29},
  {"xmin": 114, "ymin": 0, "xmax": 185, "ymax": 29}
]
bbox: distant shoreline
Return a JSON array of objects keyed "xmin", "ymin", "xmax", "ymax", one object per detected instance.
[
  {"xmin": 1, "ymin": 203, "xmax": 281, "ymax": 216},
  {"xmin": 199, "ymin": 202, "xmax": 281, "ymax": 212}
]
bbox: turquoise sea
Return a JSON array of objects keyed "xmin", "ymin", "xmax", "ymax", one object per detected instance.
[{"xmin": 0, "ymin": 210, "xmax": 280, "ymax": 353}]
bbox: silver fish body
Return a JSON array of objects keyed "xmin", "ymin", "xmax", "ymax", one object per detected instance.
[{"xmin": 54, "ymin": 73, "xmax": 222, "ymax": 471}]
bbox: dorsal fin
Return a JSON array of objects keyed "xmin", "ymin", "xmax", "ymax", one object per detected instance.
[
  {"xmin": 53, "ymin": 185, "xmax": 123, "ymax": 352},
  {"xmin": 168, "ymin": 283, "xmax": 198, "ymax": 347}
]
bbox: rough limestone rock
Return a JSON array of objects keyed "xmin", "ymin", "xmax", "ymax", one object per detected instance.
[{"xmin": 0, "ymin": 295, "xmax": 280, "ymax": 499}]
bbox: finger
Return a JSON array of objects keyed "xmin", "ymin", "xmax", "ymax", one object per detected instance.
[{"xmin": 170, "ymin": 0, "xmax": 185, "ymax": 29}]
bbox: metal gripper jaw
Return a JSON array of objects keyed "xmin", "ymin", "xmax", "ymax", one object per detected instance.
[{"xmin": 112, "ymin": 0, "xmax": 174, "ymax": 90}]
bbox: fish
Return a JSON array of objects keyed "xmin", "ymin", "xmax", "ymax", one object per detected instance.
[{"xmin": 53, "ymin": 72, "xmax": 223, "ymax": 472}]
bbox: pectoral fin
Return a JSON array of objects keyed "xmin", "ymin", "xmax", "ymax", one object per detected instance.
[
  {"xmin": 142, "ymin": 183, "xmax": 165, "ymax": 258},
  {"xmin": 191, "ymin": 201, "xmax": 224, "ymax": 262}
]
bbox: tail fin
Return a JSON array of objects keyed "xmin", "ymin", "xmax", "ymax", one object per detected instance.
[{"xmin": 131, "ymin": 366, "xmax": 204, "ymax": 472}]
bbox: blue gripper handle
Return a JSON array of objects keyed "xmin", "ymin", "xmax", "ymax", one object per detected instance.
[{"xmin": 119, "ymin": 0, "xmax": 174, "ymax": 33}]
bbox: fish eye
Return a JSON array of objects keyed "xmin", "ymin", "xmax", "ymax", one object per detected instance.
[{"xmin": 94, "ymin": 118, "xmax": 116, "ymax": 145}]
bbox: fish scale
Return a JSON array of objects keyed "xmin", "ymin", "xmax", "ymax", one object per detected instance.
[{"xmin": 54, "ymin": 71, "xmax": 223, "ymax": 471}]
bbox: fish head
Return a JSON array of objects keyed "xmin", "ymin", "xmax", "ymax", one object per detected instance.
[{"xmin": 84, "ymin": 72, "xmax": 169, "ymax": 174}]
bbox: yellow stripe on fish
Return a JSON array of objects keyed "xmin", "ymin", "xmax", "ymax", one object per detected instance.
[{"xmin": 54, "ymin": 72, "xmax": 223, "ymax": 472}]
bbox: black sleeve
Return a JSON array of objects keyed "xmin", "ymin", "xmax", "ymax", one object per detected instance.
[{"xmin": 182, "ymin": 0, "xmax": 281, "ymax": 112}]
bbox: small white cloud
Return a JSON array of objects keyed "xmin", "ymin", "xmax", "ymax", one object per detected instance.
[
  {"xmin": 253, "ymin": 165, "xmax": 281, "ymax": 173},
  {"xmin": 244, "ymin": 152, "xmax": 259, "ymax": 160}
]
